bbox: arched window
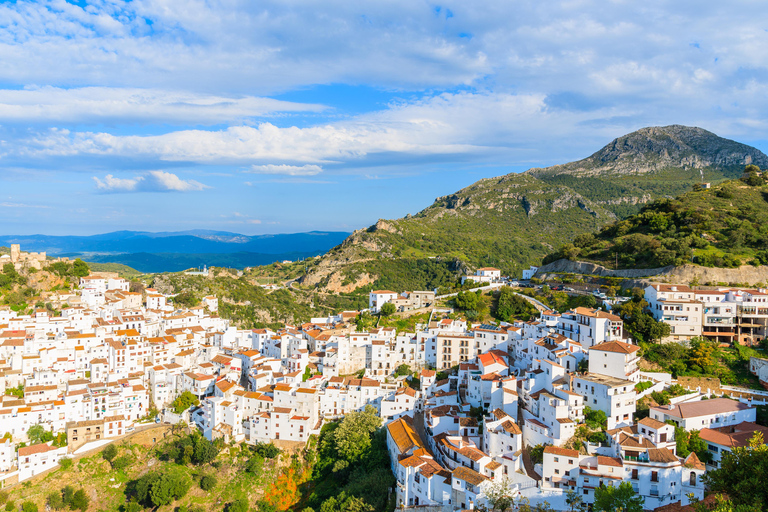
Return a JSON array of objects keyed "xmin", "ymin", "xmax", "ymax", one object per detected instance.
[{"xmin": 689, "ymin": 471, "xmax": 696, "ymax": 486}]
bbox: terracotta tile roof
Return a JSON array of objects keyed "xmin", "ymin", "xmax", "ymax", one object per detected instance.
[
  {"xmin": 684, "ymin": 452, "xmax": 705, "ymax": 470},
  {"xmin": 19, "ymin": 443, "xmax": 57, "ymax": 456},
  {"xmin": 597, "ymin": 456, "xmax": 623, "ymax": 467},
  {"xmin": 648, "ymin": 448, "xmax": 679, "ymax": 463},
  {"xmin": 638, "ymin": 416, "xmax": 667, "ymax": 429},
  {"xmin": 544, "ymin": 446, "xmax": 578, "ymax": 457},
  {"xmin": 386, "ymin": 416, "xmax": 425, "ymax": 454},
  {"xmin": 651, "ymin": 398, "xmax": 752, "ymax": 419},
  {"xmin": 452, "ymin": 466, "xmax": 487, "ymax": 486},
  {"xmin": 500, "ymin": 420, "xmax": 522, "ymax": 435},
  {"xmin": 590, "ymin": 340, "xmax": 639, "ymax": 354}
]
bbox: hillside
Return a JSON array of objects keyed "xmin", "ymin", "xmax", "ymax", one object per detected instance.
[
  {"xmin": 543, "ymin": 168, "xmax": 768, "ymax": 271},
  {"xmin": 300, "ymin": 126, "xmax": 768, "ymax": 292}
]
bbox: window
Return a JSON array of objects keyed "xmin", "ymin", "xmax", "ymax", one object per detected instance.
[{"xmin": 651, "ymin": 471, "xmax": 658, "ymax": 482}]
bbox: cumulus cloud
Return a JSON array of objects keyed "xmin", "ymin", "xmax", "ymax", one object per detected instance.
[
  {"xmin": 248, "ymin": 164, "xmax": 323, "ymax": 176},
  {"xmin": 93, "ymin": 171, "xmax": 209, "ymax": 193}
]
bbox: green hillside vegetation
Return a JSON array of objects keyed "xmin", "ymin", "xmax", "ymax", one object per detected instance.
[
  {"xmin": 152, "ymin": 270, "xmax": 368, "ymax": 328},
  {"xmin": 544, "ymin": 167, "xmax": 768, "ymax": 269},
  {"xmin": 301, "ymin": 126, "xmax": 768, "ymax": 292},
  {"xmin": 642, "ymin": 336, "xmax": 766, "ymax": 388}
]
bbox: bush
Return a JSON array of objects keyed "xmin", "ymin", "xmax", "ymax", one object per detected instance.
[
  {"xmin": 59, "ymin": 458, "xmax": 73, "ymax": 470},
  {"xmin": 102, "ymin": 443, "xmax": 118, "ymax": 462},
  {"xmin": 170, "ymin": 391, "xmax": 199, "ymax": 415},
  {"xmin": 251, "ymin": 442, "xmax": 280, "ymax": 459},
  {"xmin": 530, "ymin": 444, "xmax": 546, "ymax": 465},
  {"xmin": 5, "ymin": 501, "xmax": 14, "ymax": 512},
  {"xmin": 0, "ymin": 492, "xmax": 8, "ymax": 505},
  {"xmin": 21, "ymin": 502, "xmax": 37, "ymax": 512},
  {"xmin": 199, "ymin": 474, "xmax": 217, "ymax": 491},
  {"xmin": 47, "ymin": 492, "xmax": 65, "ymax": 511},
  {"xmin": 70, "ymin": 490, "xmax": 89, "ymax": 512},
  {"xmin": 226, "ymin": 499, "xmax": 250, "ymax": 512},
  {"xmin": 112, "ymin": 455, "xmax": 133, "ymax": 471}
]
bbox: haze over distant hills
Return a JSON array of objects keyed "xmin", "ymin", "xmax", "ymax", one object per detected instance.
[{"xmin": 0, "ymin": 230, "xmax": 351, "ymax": 273}]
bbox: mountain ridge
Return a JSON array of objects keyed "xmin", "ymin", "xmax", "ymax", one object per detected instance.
[{"xmin": 299, "ymin": 125, "xmax": 768, "ymax": 292}]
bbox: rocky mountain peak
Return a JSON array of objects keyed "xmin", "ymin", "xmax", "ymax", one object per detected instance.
[{"xmin": 528, "ymin": 125, "xmax": 768, "ymax": 177}]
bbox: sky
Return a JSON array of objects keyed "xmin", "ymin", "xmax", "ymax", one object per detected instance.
[{"xmin": 2, "ymin": 1, "xmax": 768, "ymax": 236}]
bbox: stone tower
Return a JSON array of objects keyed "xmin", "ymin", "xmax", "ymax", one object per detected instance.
[{"xmin": 10, "ymin": 244, "xmax": 20, "ymax": 263}]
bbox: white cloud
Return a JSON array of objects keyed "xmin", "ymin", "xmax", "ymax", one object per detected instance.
[
  {"xmin": 93, "ymin": 174, "xmax": 141, "ymax": 192},
  {"xmin": 0, "ymin": 86, "xmax": 325, "ymax": 125},
  {"xmin": 248, "ymin": 164, "xmax": 323, "ymax": 176},
  {"xmin": 93, "ymin": 171, "xmax": 209, "ymax": 193},
  {"xmin": 8, "ymin": 92, "xmax": 614, "ymax": 167}
]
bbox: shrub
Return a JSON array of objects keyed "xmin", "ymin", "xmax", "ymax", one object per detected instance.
[
  {"xmin": 226, "ymin": 499, "xmax": 249, "ymax": 512},
  {"xmin": 530, "ymin": 444, "xmax": 546, "ymax": 465},
  {"xmin": 21, "ymin": 502, "xmax": 37, "ymax": 512},
  {"xmin": 59, "ymin": 458, "xmax": 73, "ymax": 470},
  {"xmin": 112, "ymin": 454, "xmax": 133, "ymax": 471},
  {"xmin": 199, "ymin": 474, "xmax": 217, "ymax": 491},
  {"xmin": 102, "ymin": 443, "xmax": 118, "ymax": 462},
  {"xmin": 70, "ymin": 490, "xmax": 89, "ymax": 512},
  {"xmin": 251, "ymin": 442, "xmax": 280, "ymax": 459},
  {"xmin": 0, "ymin": 492, "xmax": 7, "ymax": 505},
  {"xmin": 47, "ymin": 492, "xmax": 65, "ymax": 511}
]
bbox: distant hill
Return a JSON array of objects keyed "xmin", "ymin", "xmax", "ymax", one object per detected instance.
[
  {"xmin": 300, "ymin": 125, "xmax": 768, "ymax": 292},
  {"xmin": 543, "ymin": 171, "xmax": 768, "ymax": 270},
  {"xmin": 0, "ymin": 230, "xmax": 350, "ymax": 273}
]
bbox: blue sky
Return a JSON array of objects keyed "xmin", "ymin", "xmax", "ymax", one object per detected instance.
[{"xmin": 1, "ymin": 1, "xmax": 768, "ymax": 236}]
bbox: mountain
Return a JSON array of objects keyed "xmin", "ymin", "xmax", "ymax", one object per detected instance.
[
  {"xmin": 0, "ymin": 230, "xmax": 350, "ymax": 273},
  {"xmin": 300, "ymin": 125, "xmax": 768, "ymax": 292}
]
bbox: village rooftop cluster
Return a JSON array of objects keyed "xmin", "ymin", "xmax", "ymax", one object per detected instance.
[{"xmin": 0, "ymin": 253, "xmax": 765, "ymax": 512}]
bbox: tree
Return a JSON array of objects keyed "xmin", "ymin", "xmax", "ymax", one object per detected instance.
[
  {"xmin": 200, "ymin": 474, "xmax": 217, "ymax": 491},
  {"xmin": 27, "ymin": 424, "xmax": 52, "ymax": 445},
  {"xmin": 227, "ymin": 499, "xmax": 250, "ymax": 512},
  {"xmin": 333, "ymin": 405, "xmax": 381, "ymax": 462},
  {"xmin": 584, "ymin": 406, "xmax": 607, "ymax": 430},
  {"xmin": 593, "ymin": 482, "xmax": 644, "ymax": 512},
  {"xmin": 62, "ymin": 486, "xmax": 75, "ymax": 507},
  {"xmin": 70, "ymin": 490, "xmax": 89, "ymax": 512},
  {"xmin": 47, "ymin": 492, "xmax": 65, "ymax": 511},
  {"xmin": 379, "ymin": 302, "xmax": 396, "ymax": 317},
  {"xmin": 394, "ymin": 364, "xmax": 411, "ymax": 377},
  {"xmin": 72, "ymin": 259, "xmax": 90, "ymax": 278},
  {"xmin": 529, "ymin": 444, "xmax": 546, "ymax": 465},
  {"xmin": 565, "ymin": 489, "xmax": 585, "ymax": 512},
  {"xmin": 483, "ymin": 477, "xmax": 517, "ymax": 511},
  {"xmin": 704, "ymin": 432, "xmax": 768, "ymax": 509},
  {"xmin": 170, "ymin": 391, "xmax": 199, "ymax": 415},
  {"xmin": 102, "ymin": 443, "xmax": 118, "ymax": 462}
]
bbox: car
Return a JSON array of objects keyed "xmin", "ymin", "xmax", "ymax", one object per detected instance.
[{"xmin": 564, "ymin": 287, "xmax": 575, "ymax": 292}]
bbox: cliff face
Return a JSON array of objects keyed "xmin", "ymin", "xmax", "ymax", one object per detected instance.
[{"xmin": 301, "ymin": 126, "xmax": 768, "ymax": 292}]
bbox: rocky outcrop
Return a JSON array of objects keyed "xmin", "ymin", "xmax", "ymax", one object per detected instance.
[
  {"xmin": 537, "ymin": 259, "xmax": 768, "ymax": 287},
  {"xmin": 536, "ymin": 259, "xmax": 674, "ymax": 279},
  {"xmin": 528, "ymin": 125, "xmax": 768, "ymax": 178}
]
